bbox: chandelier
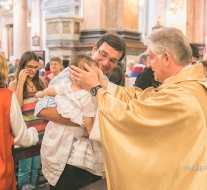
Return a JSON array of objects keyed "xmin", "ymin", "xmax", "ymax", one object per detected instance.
[{"xmin": 0, "ymin": 0, "xmax": 13, "ymax": 10}]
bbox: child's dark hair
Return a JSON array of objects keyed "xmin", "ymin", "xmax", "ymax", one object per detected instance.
[{"xmin": 69, "ymin": 52, "xmax": 99, "ymax": 70}]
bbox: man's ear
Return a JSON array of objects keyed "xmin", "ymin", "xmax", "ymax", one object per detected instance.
[
  {"xmin": 92, "ymin": 44, "xmax": 97, "ymax": 56},
  {"xmin": 163, "ymin": 52, "xmax": 171, "ymax": 66}
]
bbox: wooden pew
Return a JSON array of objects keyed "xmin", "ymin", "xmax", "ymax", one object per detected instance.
[{"xmin": 14, "ymin": 140, "xmax": 42, "ymax": 161}]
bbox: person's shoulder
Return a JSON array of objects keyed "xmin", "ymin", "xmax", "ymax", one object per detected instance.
[
  {"xmin": 8, "ymin": 80, "xmax": 17, "ymax": 91},
  {"xmin": 9, "ymin": 80, "xmax": 17, "ymax": 85}
]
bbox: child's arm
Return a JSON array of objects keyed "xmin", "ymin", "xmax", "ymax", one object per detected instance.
[
  {"xmin": 35, "ymin": 87, "xmax": 57, "ymax": 98},
  {"xmin": 83, "ymin": 117, "xmax": 94, "ymax": 135}
]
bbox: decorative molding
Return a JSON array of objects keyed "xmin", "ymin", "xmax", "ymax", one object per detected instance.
[
  {"xmin": 63, "ymin": 21, "xmax": 71, "ymax": 34},
  {"xmin": 46, "ymin": 39, "xmax": 79, "ymax": 46},
  {"xmin": 79, "ymin": 29, "xmax": 142, "ymax": 44},
  {"xmin": 74, "ymin": 22, "xmax": 80, "ymax": 34},
  {"xmin": 42, "ymin": 0, "xmax": 80, "ymax": 10},
  {"xmin": 32, "ymin": 35, "xmax": 40, "ymax": 46},
  {"xmin": 42, "ymin": 0, "xmax": 82, "ymax": 20},
  {"xmin": 47, "ymin": 21, "xmax": 59, "ymax": 34}
]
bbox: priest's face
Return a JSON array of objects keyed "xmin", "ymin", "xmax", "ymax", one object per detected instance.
[
  {"xmin": 146, "ymin": 48, "xmax": 167, "ymax": 82},
  {"xmin": 91, "ymin": 42, "xmax": 123, "ymax": 75}
]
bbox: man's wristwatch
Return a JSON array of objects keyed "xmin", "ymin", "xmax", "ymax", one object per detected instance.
[{"xmin": 90, "ymin": 85, "xmax": 103, "ymax": 96}]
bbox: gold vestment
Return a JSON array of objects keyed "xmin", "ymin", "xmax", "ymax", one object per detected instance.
[{"xmin": 98, "ymin": 64, "xmax": 207, "ymax": 190}]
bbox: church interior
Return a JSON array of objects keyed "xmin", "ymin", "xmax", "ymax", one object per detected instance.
[
  {"xmin": 1, "ymin": 0, "xmax": 207, "ymax": 189},
  {"xmin": 1, "ymin": 0, "xmax": 206, "ymax": 64}
]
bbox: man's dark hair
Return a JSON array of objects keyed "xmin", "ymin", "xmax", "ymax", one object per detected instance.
[
  {"xmin": 189, "ymin": 43, "xmax": 199, "ymax": 59},
  {"xmin": 96, "ymin": 33, "xmax": 126, "ymax": 61}
]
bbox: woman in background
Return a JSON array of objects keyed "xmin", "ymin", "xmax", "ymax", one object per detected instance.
[
  {"xmin": 0, "ymin": 52, "xmax": 39, "ymax": 190},
  {"xmin": 8, "ymin": 51, "xmax": 47, "ymax": 189},
  {"xmin": 44, "ymin": 57, "xmax": 62, "ymax": 85}
]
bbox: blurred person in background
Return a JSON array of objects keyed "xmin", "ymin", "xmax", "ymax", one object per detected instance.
[
  {"xmin": 125, "ymin": 60, "xmax": 135, "ymax": 77},
  {"xmin": 117, "ymin": 60, "xmax": 133, "ymax": 87},
  {"xmin": 189, "ymin": 43, "xmax": 199, "ymax": 65},
  {"xmin": 39, "ymin": 57, "xmax": 45, "ymax": 77},
  {"xmin": 62, "ymin": 60, "xmax": 69, "ymax": 69},
  {"xmin": 43, "ymin": 62, "xmax": 51, "ymax": 77},
  {"xmin": 135, "ymin": 58, "xmax": 161, "ymax": 90},
  {"xmin": 107, "ymin": 66, "xmax": 125, "ymax": 86},
  {"xmin": 8, "ymin": 59, "xmax": 19, "ymax": 82},
  {"xmin": 130, "ymin": 53, "xmax": 147, "ymax": 85},
  {"xmin": 44, "ymin": 57, "xmax": 62, "ymax": 85}
]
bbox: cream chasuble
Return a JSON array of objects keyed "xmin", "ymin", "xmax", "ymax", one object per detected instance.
[{"xmin": 97, "ymin": 63, "xmax": 207, "ymax": 190}]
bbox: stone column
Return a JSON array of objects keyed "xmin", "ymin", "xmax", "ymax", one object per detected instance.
[
  {"xmin": 205, "ymin": 0, "xmax": 207, "ymax": 36},
  {"xmin": 186, "ymin": 0, "xmax": 205, "ymax": 44},
  {"xmin": 6, "ymin": 25, "xmax": 13, "ymax": 58},
  {"xmin": 13, "ymin": 0, "xmax": 29, "ymax": 59},
  {"xmin": 82, "ymin": 0, "xmax": 139, "ymax": 31},
  {"xmin": 80, "ymin": 0, "xmax": 145, "ymax": 63}
]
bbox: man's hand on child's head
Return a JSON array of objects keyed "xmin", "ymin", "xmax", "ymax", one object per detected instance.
[{"xmin": 69, "ymin": 63, "xmax": 100, "ymax": 91}]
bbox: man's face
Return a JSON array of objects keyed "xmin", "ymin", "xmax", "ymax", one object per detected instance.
[
  {"xmin": 147, "ymin": 48, "xmax": 166, "ymax": 82},
  {"xmin": 91, "ymin": 42, "xmax": 123, "ymax": 75}
]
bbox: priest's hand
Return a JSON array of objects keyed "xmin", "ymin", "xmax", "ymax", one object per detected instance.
[{"xmin": 69, "ymin": 63, "xmax": 100, "ymax": 91}]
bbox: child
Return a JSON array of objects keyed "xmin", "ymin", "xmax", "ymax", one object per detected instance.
[{"xmin": 35, "ymin": 52, "xmax": 99, "ymax": 136}]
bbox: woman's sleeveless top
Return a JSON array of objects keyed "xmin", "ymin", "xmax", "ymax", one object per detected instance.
[{"xmin": 22, "ymin": 91, "xmax": 47, "ymax": 140}]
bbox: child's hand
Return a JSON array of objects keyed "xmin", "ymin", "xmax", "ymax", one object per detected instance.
[
  {"xmin": 35, "ymin": 91, "xmax": 44, "ymax": 98},
  {"xmin": 83, "ymin": 131, "xmax": 89, "ymax": 138}
]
